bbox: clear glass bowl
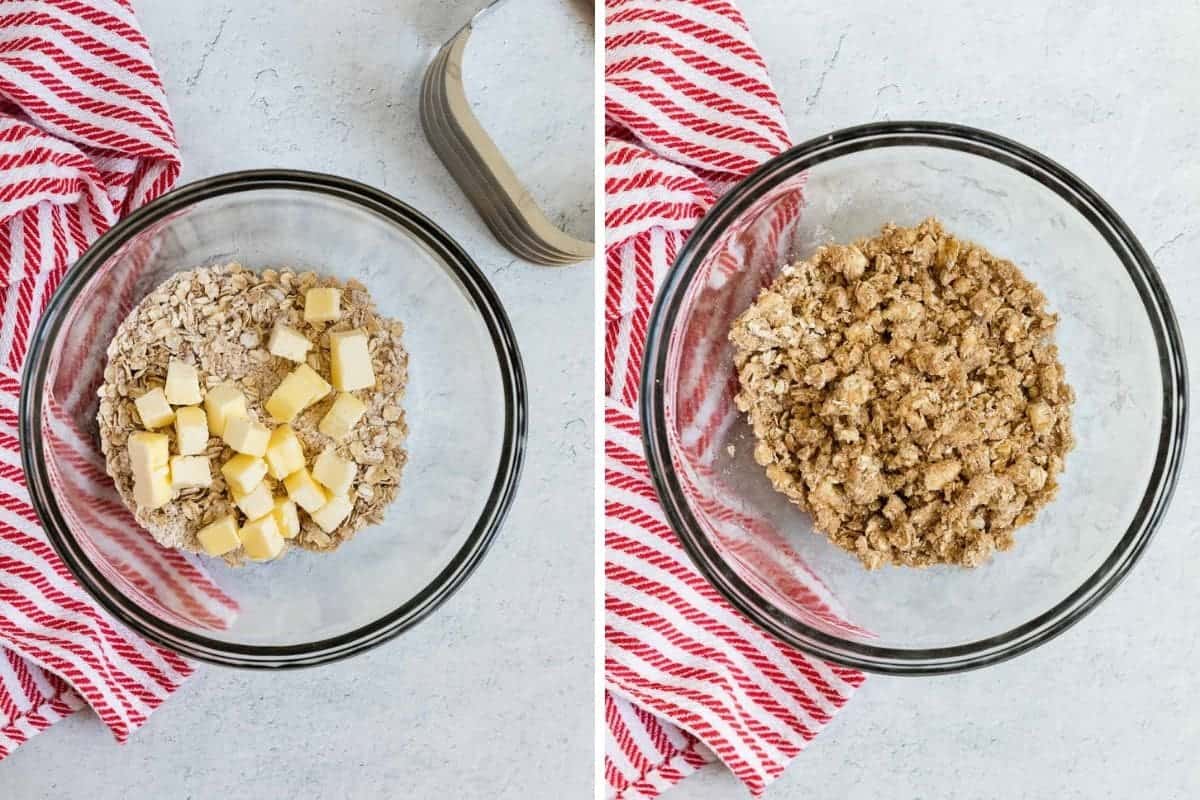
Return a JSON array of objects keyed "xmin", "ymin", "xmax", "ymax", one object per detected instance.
[
  {"xmin": 641, "ymin": 122, "xmax": 1188, "ymax": 674},
  {"xmin": 21, "ymin": 170, "xmax": 526, "ymax": 668}
]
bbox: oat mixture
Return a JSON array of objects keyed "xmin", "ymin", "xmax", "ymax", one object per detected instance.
[
  {"xmin": 97, "ymin": 264, "xmax": 408, "ymax": 560},
  {"xmin": 730, "ymin": 218, "xmax": 1074, "ymax": 569}
]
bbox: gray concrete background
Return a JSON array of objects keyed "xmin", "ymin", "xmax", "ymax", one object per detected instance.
[
  {"xmin": 2, "ymin": 1, "xmax": 593, "ymax": 798},
  {"xmin": 669, "ymin": 0, "xmax": 1200, "ymax": 797}
]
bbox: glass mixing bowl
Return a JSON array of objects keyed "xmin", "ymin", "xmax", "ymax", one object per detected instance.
[
  {"xmin": 641, "ymin": 122, "xmax": 1187, "ymax": 674},
  {"xmin": 21, "ymin": 170, "xmax": 526, "ymax": 667}
]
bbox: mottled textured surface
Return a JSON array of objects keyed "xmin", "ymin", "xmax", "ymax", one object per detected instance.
[
  {"xmin": 3, "ymin": 1, "xmax": 593, "ymax": 798},
  {"xmin": 672, "ymin": 0, "xmax": 1200, "ymax": 797}
]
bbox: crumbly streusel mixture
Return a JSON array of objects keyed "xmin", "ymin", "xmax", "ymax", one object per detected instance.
[
  {"xmin": 97, "ymin": 264, "xmax": 408, "ymax": 559},
  {"xmin": 730, "ymin": 219, "xmax": 1075, "ymax": 569}
]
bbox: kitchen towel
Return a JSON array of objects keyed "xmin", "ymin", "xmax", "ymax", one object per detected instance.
[
  {"xmin": 604, "ymin": 0, "xmax": 865, "ymax": 797},
  {"xmin": 0, "ymin": 0, "xmax": 194, "ymax": 759}
]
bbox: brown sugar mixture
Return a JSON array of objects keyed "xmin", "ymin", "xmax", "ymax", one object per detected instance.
[
  {"xmin": 97, "ymin": 264, "xmax": 408, "ymax": 562},
  {"xmin": 730, "ymin": 219, "xmax": 1075, "ymax": 569}
]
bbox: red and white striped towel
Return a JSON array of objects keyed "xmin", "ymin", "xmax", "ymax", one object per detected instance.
[
  {"xmin": 0, "ymin": 0, "xmax": 196, "ymax": 759},
  {"xmin": 604, "ymin": 1, "xmax": 865, "ymax": 796}
]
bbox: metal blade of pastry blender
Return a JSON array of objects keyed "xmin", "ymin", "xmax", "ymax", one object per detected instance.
[{"xmin": 420, "ymin": 0, "xmax": 593, "ymax": 266}]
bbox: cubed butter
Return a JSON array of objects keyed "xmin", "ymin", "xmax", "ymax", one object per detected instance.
[
  {"xmin": 265, "ymin": 372, "xmax": 310, "ymax": 423},
  {"xmin": 128, "ymin": 431, "xmax": 169, "ymax": 476},
  {"xmin": 312, "ymin": 448, "xmax": 356, "ymax": 497},
  {"xmin": 232, "ymin": 480, "xmax": 275, "ymax": 521},
  {"xmin": 204, "ymin": 382, "xmax": 247, "ymax": 437},
  {"xmin": 265, "ymin": 364, "xmax": 331, "ymax": 423},
  {"xmin": 268, "ymin": 323, "xmax": 313, "ymax": 362},
  {"xmin": 221, "ymin": 454, "xmax": 268, "ymax": 495},
  {"xmin": 303, "ymin": 287, "xmax": 341, "ymax": 323},
  {"xmin": 238, "ymin": 515, "xmax": 284, "ymax": 561},
  {"xmin": 310, "ymin": 494, "xmax": 352, "ymax": 533},
  {"xmin": 169, "ymin": 455, "xmax": 212, "ymax": 489},
  {"xmin": 133, "ymin": 465, "xmax": 172, "ymax": 509},
  {"xmin": 293, "ymin": 363, "xmax": 332, "ymax": 403},
  {"xmin": 284, "ymin": 468, "xmax": 328, "ymax": 514},
  {"xmin": 265, "ymin": 425, "xmax": 306, "ymax": 479},
  {"xmin": 174, "ymin": 406, "xmax": 209, "ymax": 455},
  {"xmin": 328, "ymin": 329, "xmax": 375, "ymax": 391},
  {"xmin": 197, "ymin": 515, "xmax": 240, "ymax": 556},
  {"xmin": 134, "ymin": 388, "xmax": 174, "ymax": 429},
  {"xmin": 164, "ymin": 359, "xmax": 202, "ymax": 405},
  {"xmin": 318, "ymin": 393, "xmax": 367, "ymax": 439},
  {"xmin": 223, "ymin": 415, "xmax": 270, "ymax": 457},
  {"xmin": 272, "ymin": 497, "xmax": 300, "ymax": 539}
]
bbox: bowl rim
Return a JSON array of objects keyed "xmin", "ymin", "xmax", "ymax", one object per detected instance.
[
  {"xmin": 20, "ymin": 168, "xmax": 528, "ymax": 669},
  {"xmin": 639, "ymin": 120, "xmax": 1189, "ymax": 675}
]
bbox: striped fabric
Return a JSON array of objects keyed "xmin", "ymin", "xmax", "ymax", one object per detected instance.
[
  {"xmin": 0, "ymin": 0, "xmax": 194, "ymax": 759},
  {"xmin": 604, "ymin": 1, "xmax": 864, "ymax": 796}
]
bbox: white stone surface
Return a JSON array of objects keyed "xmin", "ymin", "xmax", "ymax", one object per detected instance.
[
  {"xmin": 2, "ymin": 1, "xmax": 593, "ymax": 798},
  {"xmin": 670, "ymin": 0, "xmax": 1200, "ymax": 797}
]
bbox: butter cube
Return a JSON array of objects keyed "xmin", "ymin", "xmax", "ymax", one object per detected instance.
[
  {"xmin": 272, "ymin": 497, "xmax": 300, "ymax": 539},
  {"xmin": 303, "ymin": 287, "xmax": 341, "ymax": 323},
  {"xmin": 173, "ymin": 406, "xmax": 209, "ymax": 455},
  {"xmin": 238, "ymin": 515, "xmax": 284, "ymax": 561},
  {"xmin": 170, "ymin": 455, "xmax": 212, "ymax": 489},
  {"xmin": 164, "ymin": 359, "xmax": 202, "ymax": 405},
  {"xmin": 232, "ymin": 480, "xmax": 275, "ymax": 521},
  {"xmin": 268, "ymin": 323, "xmax": 313, "ymax": 363},
  {"xmin": 129, "ymin": 432, "xmax": 173, "ymax": 509},
  {"xmin": 221, "ymin": 454, "xmax": 268, "ymax": 495},
  {"xmin": 133, "ymin": 465, "xmax": 172, "ymax": 509},
  {"xmin": 265, "ymin": 364, "xmax": 331, "ymax": 423},
  {"xmin": 204, "ymin": 383, "xmax": 247, "ymax": 437},
  {"xmin": 265, "ymin": 425, "xmax": 306, "ymax": 479},
  {"xmin": 134, "ymin": 388, "xmax": 174, "ymax": 429},
  {"xmin": 293, "ymin": 363, "xmax": 332, "ymax": 403},
  {"xmin": 197, "ymin": 515, "xmax": 240, "ymax": 556},
  {"xmin": 329, "ymin": 329, "xmax": 375, "ymax": 391},
  {"xmin": 223, "ymin": 415, "xmax": 270, "ymax": 457},
  {"xmin": 310, "ymin": 494, "xmax": 352, "ymax": 533},
  {"xmin": 128, "ymin": 431, "xmax": 169, "ymax": 476},
  {"xmin": 318, "ymin": 393, "xmax": 367, "ymax": 439},
  {"xmin": 265, "ymin": 372, "xmax": 310, "ymax": 423},
  {"xmin": 312, "ymin": 448, "xmax": 356, "ymax": 497},
  {"xmin": 284, "ymin": 468, "xmax": 328, "ymax": 514}
]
